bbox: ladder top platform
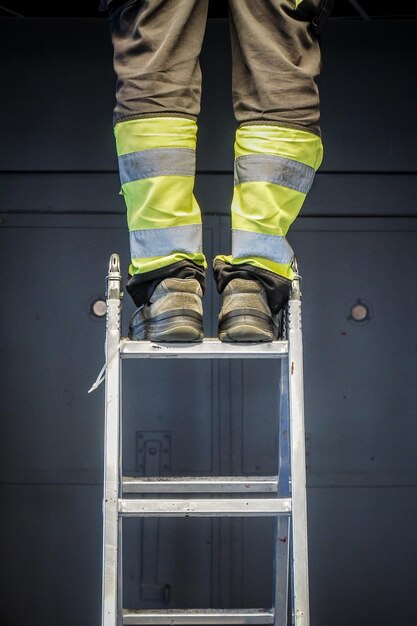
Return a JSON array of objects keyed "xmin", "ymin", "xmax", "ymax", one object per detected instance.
[
  {"xmin": 122, "ymin": 608, "xmax": 275, "ymax": 625},
  {"xmin": 120, "ymin": 337, "xmax": 288, "ymax": 359}
]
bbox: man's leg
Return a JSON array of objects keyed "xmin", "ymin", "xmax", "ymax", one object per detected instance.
[
  {"xmin": 215, "ymin": 0, "xmax": 327, "ymax": 341},
  {"xmin": 108, "ymin": 0, "xmax": 209, "ymax": 340}
]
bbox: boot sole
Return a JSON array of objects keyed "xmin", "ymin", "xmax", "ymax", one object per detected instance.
[
  {"xmin": 148, "ymin": 318, "xmax": 204, "ymax": 342},
  {"xmin": 130, "ymin": 311, "xmax": 203, "ymax": 343},
  {"xmin": 218, "ymin": 311, "xmax": 278, "ymax": 343}
]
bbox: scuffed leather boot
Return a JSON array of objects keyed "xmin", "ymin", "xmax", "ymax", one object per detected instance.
[
  {"xmin": 218, "ymin": 278, "xmax": 280, "ymax": 342},
  {"xmin": 128, "ymin": 277, "xmax": 204, "ymax": 342}
]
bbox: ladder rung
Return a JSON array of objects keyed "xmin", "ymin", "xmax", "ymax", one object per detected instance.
[
  {"xmin": 122, "ymin": 609, "xmax": 274, "ymax": 625},
  {"xmin": 118, "ymin": 498, "xmax": 291, "ymax": 517},
  {"xmin": 121, "ymin": 338, "xmax": 288, "ymax": 359},
  {"xmin": 122, "ymin": 476, "xmax": 278, "ymax": 493}
]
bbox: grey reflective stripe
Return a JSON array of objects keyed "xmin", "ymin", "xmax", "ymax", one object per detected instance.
[
  {"xmin": 232, "ymin": 229, "xmax": 294, "ymax": 265},
  {"xmin": 234, "ymin": 154, "xmax": 315, "ymax": 194},
  {"xmin": 119, "ymin": 148, "xmax": 196, "ymax": 185},
  {"xmin": 130, "ymin": 224, "xmax": 202, "ymax": 258}
]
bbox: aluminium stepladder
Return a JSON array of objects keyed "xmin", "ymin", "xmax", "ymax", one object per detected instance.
[{"xmin": 102, "ymin": 253, "xmax": 310, "ymax": 626}]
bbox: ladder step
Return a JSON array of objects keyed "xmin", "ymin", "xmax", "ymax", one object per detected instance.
[
  {"xmin": 122, "ymin": 476, "xmax": 278, "ymax": 493},
  {"xmin": 122, "ymin": 609, "xmax": 274, "ymax": 625},
  {"xmin": 121, "ymin": 338, "xmax": 288, "ymax": 359},
  {"xmin": 118, "ymin": 498, "xmax": 291, "ymax": 517}
]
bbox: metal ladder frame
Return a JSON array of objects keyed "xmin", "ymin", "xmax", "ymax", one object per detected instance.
[{"xmin": 101, "ymin": 253, "xmax": 310, "ymax": 626}]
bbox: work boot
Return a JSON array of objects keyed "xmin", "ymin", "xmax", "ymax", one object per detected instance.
[
  {"xmin": 128, "ymin": 277, "xmax": 204, "ymax": 342},
  {"xmin": 218, "ymin": 278, "xmax": 280, "ymax": 342}
]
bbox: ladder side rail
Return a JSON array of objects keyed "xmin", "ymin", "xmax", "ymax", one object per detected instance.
[
  {"xmin": 102, "ymin": 254, "xmax": 123, "ymax": 626},
  {"xmin": 273, "ymin": 358, "xmax": 291, "ymax": 626},
  {"xmin": 274, "ymin": 517, "xmax": 290, "ymax": 626},
  {"xmin": 118, "ymin": 356, "xmax": 124, "ymax": 624},
  {"xmin": 278, "ymin": 333, "xmax": 291, "ymax": 500},
  {"xmin": 287, "ymin": 277, "xmax": 310, "ymax": 626}
]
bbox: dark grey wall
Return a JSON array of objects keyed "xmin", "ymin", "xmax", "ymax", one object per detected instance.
[{"xmin": 0, "ymin": 16, "xmax": 416, "ymax": 626}]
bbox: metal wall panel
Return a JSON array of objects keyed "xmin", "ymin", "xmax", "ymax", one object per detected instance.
[
  {"xmin": 308, "ymin": 487, "xmax": 417, "ymax": 626},
  {"xmin": 289, "ymin": 219, "xmax": 417, "ymax": 485},
  {"xmin": 0, "ymin": 18, "xmax": 117, "ymax": 171},
  {"xmin": 0, "ymin": 213, "xmax": 222, "ymax": 480},
  {"xmin": 320, "ymin": 21, "xmax": 417, "ymax": 172},
  {"xmin": 0, "ymin": 484, "xmax": 102, "ymax": 626}
]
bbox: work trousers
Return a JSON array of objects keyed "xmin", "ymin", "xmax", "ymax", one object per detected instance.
[{"xmin": 104, "ymin": 0, "xmax": 332, "ymax": 310}]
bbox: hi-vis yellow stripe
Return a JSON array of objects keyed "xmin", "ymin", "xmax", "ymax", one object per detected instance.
[
  {"xmin": 232, "ymin": 181, "xmax": 305, "ymax": 237},
  {"xmin": 122, "ymin": 176, "xmax": 201, "ymax": 232},
  {"xmin": 235, "ymin": 125, "xmax": 323, "ymax": 169},
  {"xmin": 115, "ymin": 117, "xmax": 198, "ymax": 156},
  {"xmin": 129, "ymin": 252, "xmax": 207, "ymax": 278}
]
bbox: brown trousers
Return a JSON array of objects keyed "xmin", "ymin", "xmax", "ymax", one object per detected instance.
[{"xmin": 107, "ymin": 0, "xmax": 332, "ymax": 135}]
